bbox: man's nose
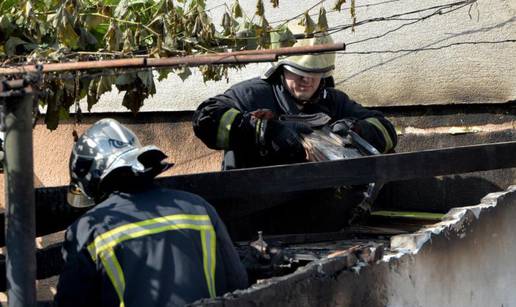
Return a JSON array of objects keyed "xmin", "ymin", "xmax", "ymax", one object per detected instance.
[{"xmin": 300, "ymin": 76, "xmax": 313, "ymax": 83}]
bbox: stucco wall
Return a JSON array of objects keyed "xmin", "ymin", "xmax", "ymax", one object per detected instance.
[
  {"xmin": 82, "ymin": 0, "xmax": 516, "ymax": 113},
  {"xmin": 0, "ymin": 113, "xmax": 222, "ymax": 207}
]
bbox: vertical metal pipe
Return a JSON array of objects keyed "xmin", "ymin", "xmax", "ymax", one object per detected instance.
[{"xmin": 3, "ymin": 89, "xmax": 36, "ymax": 306}]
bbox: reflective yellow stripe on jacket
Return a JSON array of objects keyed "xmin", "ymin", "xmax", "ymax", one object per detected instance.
[
  {"xmin": 216, "ymin": 108, "xmax": 240, "ymax": 149},
  {"xmin": 365, "ymin": 117, "xmax": 394, "ymax": 153},
  {"xmin": 87, "ymin": 214, "xmax": 217, "ymax": 306}
]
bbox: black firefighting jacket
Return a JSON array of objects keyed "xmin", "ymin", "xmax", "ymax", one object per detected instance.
[
  {"xmin": 54, "ymin": 185, "xmax": 248, "ymax": 307},
  {"xmin": 193, "ymin": 74, "xmax": 397, "ymax": 169}
]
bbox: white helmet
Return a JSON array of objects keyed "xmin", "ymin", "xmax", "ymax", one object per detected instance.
[{"xmin": 263, "ymin": 21, "xmax": 336, "ymax": 79}]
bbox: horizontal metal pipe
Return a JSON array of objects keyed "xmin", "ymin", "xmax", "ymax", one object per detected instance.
[
  {"xmin": 147, "ymin": 54, "xmax": 277, "ymax": 67},
  {"xmin": 0, "ymin": 43, "xmax": 345, "ymax": 75}
]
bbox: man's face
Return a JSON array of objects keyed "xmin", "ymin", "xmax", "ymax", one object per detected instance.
[{"xmin": 283, "ymin": 70, "xmax": 322, "ymax": 102}]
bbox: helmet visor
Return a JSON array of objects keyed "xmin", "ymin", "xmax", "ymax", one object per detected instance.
[
  {"xmin": 283, "ymin": 65, "xmax": 325, "ymax": 79},
  {"xmin": 67, "ymin": 184, "xmax": 96, "ymax": 208}
]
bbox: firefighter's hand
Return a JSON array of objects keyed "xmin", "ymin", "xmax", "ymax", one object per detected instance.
[
  {"xmin": 330, "ymin": 118, "xmax": 355, "ymax": 137},
  {"xmin": 262, "ymin": 120, "xmax": 313, "ymax": 162},
  {"xmin": 350, "ymin": 119, "xmax": 387, "ymax": 153},
  {"xmin": 331, "ymin": 118, "xmax": 386, "ymax": 153}
]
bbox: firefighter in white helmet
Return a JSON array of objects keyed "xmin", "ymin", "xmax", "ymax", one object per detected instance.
[
  {"xmin": 54, "ymin": 118, "xmax": 247, "ymax": 307},
  {"xmin": 193, "ymin": 23, "xmax": 397, "ymax": 169}
]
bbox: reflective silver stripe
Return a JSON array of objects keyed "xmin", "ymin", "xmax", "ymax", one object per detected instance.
[
  {"xmin": 88, "ymin": 215, "xmax": 213, "ymax": 257},
  {"xmin": 88, "ymin": 214, "xmax": 217, "ymax": 302},
  {"xmin": 216, "ymin": 108, "xmax": 240, "ymax": 149},
  {"xmin": 202, "ymin": 229, "xmax": 217, "ymax": 297},
  {"xmin": 100, "ymin": 249, "xmax": 126, "ymax": 305},
  {"xmin": 365, "ymin": 117, "xmax": 394, "ymax": 153}
]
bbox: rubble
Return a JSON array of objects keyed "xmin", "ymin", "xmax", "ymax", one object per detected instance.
[{"xmin": 192, "ymin": 185, "xmax": 516, "ymax": 307}]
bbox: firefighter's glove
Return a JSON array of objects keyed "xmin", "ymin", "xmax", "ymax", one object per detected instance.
[
  {"xmin": 257, "ymin": 119, "xmax": 313, "ymax": 162},
  {"xmin": 330, "ymin": 118, "xmax": 356, "ymax": 137},
  {"xmin": 350, "ymin": 120, "xmax": 387, "ymax": 153},
  {"xmin": 331, "ymin": 118, "xmax": 386, "ymax": 153}
]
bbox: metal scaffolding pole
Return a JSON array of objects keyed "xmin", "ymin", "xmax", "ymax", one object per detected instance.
[{"xmin": 1, "ymin": 80, "xmax": 36, "ymax": 307}]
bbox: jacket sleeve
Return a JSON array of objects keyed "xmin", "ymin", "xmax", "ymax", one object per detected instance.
[
  {"xmin": 331, "ymin": 90, "xmax": 398, "ymax": 153},
  {"xmin": 192, "ymin": 89, "xmax": 256, "ymax": 151},
  {"xmin": 54, "ymin": 224, "xmax": 100, "ymax": 307},
  {"xmin": 203, "ymin": 202, "xmax": 249, "ymax": 292}
]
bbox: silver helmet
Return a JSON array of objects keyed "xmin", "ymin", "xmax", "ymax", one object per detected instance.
[{"xmin": 67, "ymin": 118, "xmax": 172, "ymax": 208}]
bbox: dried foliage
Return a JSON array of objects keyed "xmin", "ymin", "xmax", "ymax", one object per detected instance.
[{"xmin": 0, "ymin": 0, "xmax": 353, "ymax": 129}]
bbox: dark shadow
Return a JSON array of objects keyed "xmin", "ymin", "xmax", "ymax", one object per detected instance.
[
  {"xmin": 218, "ymin": 187, "xmax": 365, "ymax": 241},
  {"xmin": 376, "ymin": 175, "xmax": 504, "ymax": 213}
]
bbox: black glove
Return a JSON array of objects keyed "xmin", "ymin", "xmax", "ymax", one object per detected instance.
[
  {"xmin": 331, "ymin": 118, "xmax": 387, "ymax": 153},
  {"xmin": 350, "ymin": 119, "xmax": 387, "ymax": 153},
  {"xmin": 258, "ymin": 119, "xmax": 313, "ymax": 162},
  {"xmin": 330, "ymin": 118, "xmax": 355, "ymax": 137}
]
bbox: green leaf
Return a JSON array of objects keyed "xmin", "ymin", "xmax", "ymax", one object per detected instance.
[
  {"xmin": 232, "ymin": 0, "xmax": 243, "ymax": 19},
  {"xmin": 45, "ymin": 109, "xmax": 60, "ymax": 130},
  {"xmin": 137, "ymin": 70, "xmax": 156, "ymax": 96},
  {"xmin": 221, "ymin": 12, "xmax": 231, "ymax": 36},
  {"xmin": 86, "ymin": 75, "xmax": 115, "ymax": 111},
  {"xmin": 163, "ymin": 20, "xmax": 178, "ymax": 52},
  {"xmin": 44, "ymin": 86, "xmax": 64, "ymax": 130},
  {"xmin": 0, "ymin": 16, "xmax": 15, "ymax": 38},
  {"xmin": 122, "ymin": 28, "xmax": 134, "ymax": 53},
  {"xmin": 97, "ymin": 75, "xmax": 115, "ymax": 98},
  {"xmin": 333, "ymin": 0, "xmax": 346, "ymax": 11},
  {"xmin": 23, "ymin": 0, "xmax": 33, "ymax": 18},
  {"xmin": 114, "ymin": 0, "xmax": 130, "ymax": 18},
  {"xmin": 299, "ymin": 11, "xmax": 315, "ymax": 35},
  {"xmin": 350, "ymin": 0, "xmax": 356, "ymax": 31},
  {"xmin": 174, "ymin": 66, "xmax": 191, "ymax": 81},
  {"xmin": 54, "ymin": 5, "xmax": 80, "ymax": 49},
  {"xmin": 83, "ymin": 13, "xmax": 105, "ymax": 31},
  {"xmin": 104, "ymin": 20, "xmax": 122, "ymax": 51},
  {"xmin": 255, "ymin": 0, "xmax": 264, "ymax": 17},
  {"xmin": 317, "ymin": 7, "xmax": 328, "ymax": 32},
  {"xmin": 0, "ymin": 0, "xmax": 18, "ymax": 13},
  {"xmin": 115, "ymin": 73, "xmax": 138, "ymax": 91},
  {"xmin": 157, "ymin": 68, "xmax": 171, "ymax": 81},
  {"xmin": 76, "ymin": 77, "xmax": 91, "ymax": 101},
  {"xmin": 256, "ymin": 16, "xmax": 270, "ymax": 47},
  {"xmin": 58, "ymin": 105, "xmax": 70, "ymax": 120},
  {"xmin": 87, "ymin": 80, "xmax": 98, "ymax": 111},
  {"xmin": 78, "ymin": 27, "xmax": 98, "ymax": 50},
  {"xmin": 122, "ymin": 88, "xmax": 146, "ymax": 114},
  {"xmin": 260, "ymin": 16, "xmax": 269, "ymax": 29}
]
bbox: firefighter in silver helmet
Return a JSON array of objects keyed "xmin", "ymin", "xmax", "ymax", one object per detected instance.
[
  {"xmin": 55, "ymin": 118, "xmax": 248, "ymax": 307},
  {"xmin": 193, "ymin": 23, "xmax": 397, "ymax": 169}
]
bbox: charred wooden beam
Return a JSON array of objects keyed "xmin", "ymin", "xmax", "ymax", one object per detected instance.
[
  {"xmin": 159, "ymin": 141, "xmax": 516, "ymax": 199},
  {"xmin": 256, "ymin": 226, "xmax": 407, "ymax": 246},
  {"xmin": 0, "ymin": 141, "xmax": 514, "ymax": 246}
]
